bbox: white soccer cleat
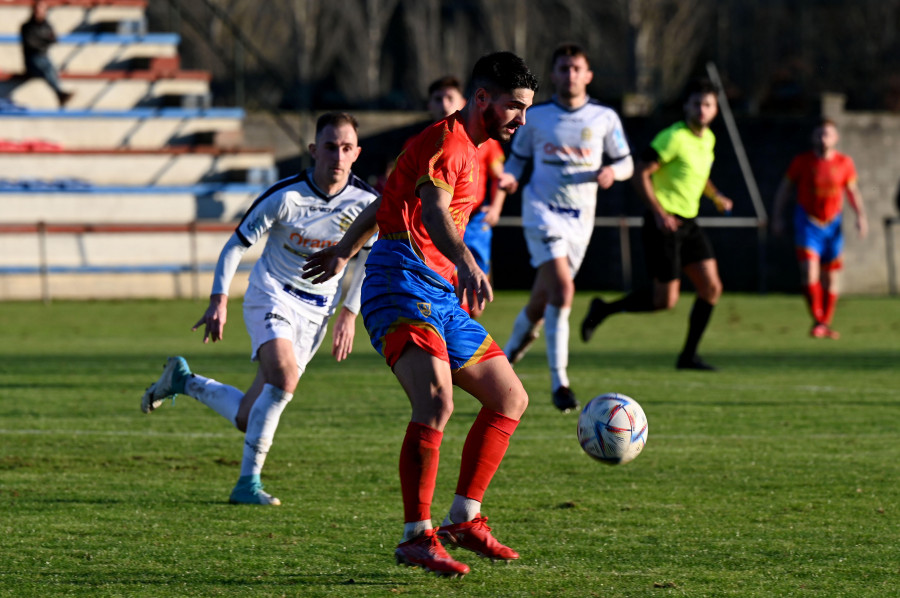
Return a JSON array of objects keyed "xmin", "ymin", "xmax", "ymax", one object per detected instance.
[{"xmin": 141, "ymin": 356, "xmax": 191, "ymax": 414}]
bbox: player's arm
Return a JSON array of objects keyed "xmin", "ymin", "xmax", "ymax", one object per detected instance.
[
  {"xmin": 482, "ymin": 160, "xmax": 508, "ymax": 226},
  {"xmin": 597, "ymin": 155, "xmax": 634, "ymax": 190},
  {"xmin": 193, "ymin": 233, "xmax": 249, "ymax": 343},
  {"xmin": 302, "ymin": 197, "xmax": 381, "ymax": 284},
  {"xmin": 632, "ymin": 149, "xmax": 678, "ymax": 232},
  {"xmin": 419, "ymin": 183, "xmax": 492, "ymax": 311},
  {"xmin": 771, "ymin": 177, "xmax": 795, "ymax": 237},
  {"xmin": 330, "ymin": 248, "xmax": 369, "ymax": 362},
  {"xmin": 703, "ymin": 180, "xmax": 733, "ymax": 214},
  {"xmin": 845, "ymin": 180, "xmax": 868, "ymax": 238}
]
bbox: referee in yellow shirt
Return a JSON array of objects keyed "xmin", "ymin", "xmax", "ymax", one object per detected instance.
[{"xmin": 581, "ymin": 78, "xmax": 733, "ymax": 370}]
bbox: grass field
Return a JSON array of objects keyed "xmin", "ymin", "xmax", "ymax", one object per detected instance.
[{"xmin": 1, "ymin": 292, "xmax": 898, "ymax": 597}]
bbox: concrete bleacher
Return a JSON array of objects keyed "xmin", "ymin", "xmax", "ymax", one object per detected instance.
[
  {"xmin": 0, "ymin": 107, "xmax": 247, "ymax": 149},
  {"xmin": 0, "ymin": 69, "xmax": 212, "ymax": 109},
  {"xmin": 1, "ymin": 147, "xmax": 276, "ymax": 186},
  {"xmin": 0, "ymin": 0, "xmax": 147, "ymax": 36},
  {"xmin": 0, "ymin": 0, "xmax": 276, "ymax": 300},
  {"xmin": 0, "ymin": 33, "xmax": 179, "ymax": 74}
]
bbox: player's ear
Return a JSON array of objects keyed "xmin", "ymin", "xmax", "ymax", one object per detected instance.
[
  {"xmin": 308, "ymin": 143, "xmax": 317, "ymax": 159},
  {"xmin": 474, "ymin": 87, "xmax": 490, "ymax": 108}
]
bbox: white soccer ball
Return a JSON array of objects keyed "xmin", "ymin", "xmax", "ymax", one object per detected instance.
[{"xmin": 577, "ymin": 393, "xmax": 648, "ymax": 465}]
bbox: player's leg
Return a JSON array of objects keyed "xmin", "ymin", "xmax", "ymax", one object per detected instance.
[
  {"xmin": 439, "ymin": 353, "xmax": 527, "ymax": 560},
  {"xmin": 817, "ymin": 220, "xmax": 843, "ymax": 338},
  {"xmin": 531, "ymin": 256, "xmax": 578, "ymax": 410},
  {"xmin": 229, "ymin": 337, "xmax": 298, "ymax": 506},
  {"xmin": 794, "ymin": 207, "xmax": 831, "ymax": 335},
  {"xmin": 677, "ymin": 258, "xmax": 721, "ymax": 370},
  {"xmin": 581, "ymin": 213, "xmax": 676, "ymax": 341},
  {"xmin": 392, "ymin": 346, "xmax": 470, "ymax": 576},
  {"xmin": 504, "ymin": 226, "xmax": 557, "ymax": 364},
  {"xmin": 675, "ymin": 221, "xmax": 720, "ymax": 370},
  {"xmin": 361, "ymin": 265, "xmax": 470, "ymax": 576},
  {"xmin": 820, "ymin": 261, "xmax": 841, "ymax": 338}
]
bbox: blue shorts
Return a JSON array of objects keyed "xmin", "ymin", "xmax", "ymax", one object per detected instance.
[
  {"xmin": 463, "ymin": 211, "xmax": 493, "ymax": 274},
  {"xmin": 794, "ymin": 207, "xmax": 842, "ymax": 265},
  {"xmin": 360, "ymin": 262, "xmax": 504, "ymax": 369}
]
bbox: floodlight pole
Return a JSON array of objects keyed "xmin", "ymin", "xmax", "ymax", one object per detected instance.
[{"xmin": 706, "ymin": 62, "xmax": 768, "ymax": 293}]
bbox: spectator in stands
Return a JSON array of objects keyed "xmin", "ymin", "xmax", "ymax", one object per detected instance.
[{"xmin": 20, "ymin": 0, "xmax": 72, "ymax": 107}]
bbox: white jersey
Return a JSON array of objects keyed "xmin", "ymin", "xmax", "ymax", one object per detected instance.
[
  {"xmin": 217, "ymin": 168, "xmax": 378, "ymax": 315},
  {"xmin": 506, "ymin": 97, "xmax": 631, "ymax": 241}
]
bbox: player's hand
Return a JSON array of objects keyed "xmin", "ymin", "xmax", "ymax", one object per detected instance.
[
  {"xmin": 302, "ymin": 246, "xmax": 349, "ymax": 284},
  {"xmin": 497, "ymin": 172, "xmax": 518, "ymax": 194},
  {"xmin": 596, "ymin": 166, "xmax": 615, "ymax": 190},
  {"xmin": 714, "ymin": 194, "xmax": 733, "ymax": 214},
  {"xmin": 455, "ymin": 259, "xmax": 493, "ymax": 313},
  {"xmin": 481, "ymin": 202, "xmax": 502, "ymax": 227},
  {"xmin": 331, "ymin": 307, "xmax": 356, "ymax": 362},
  {"xmin": 654, "ymin": 209, "xmax": 680, "ymax": 233},
  {"xmin": 192, "ymin": 294, "xmax": 228, "ymax": 343},
  {"xmin": 857, "ymin": 217, "xmax": 869, "ymax": 239}
]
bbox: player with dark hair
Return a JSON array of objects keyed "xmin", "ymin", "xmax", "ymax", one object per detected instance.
[
  {"xmin": 303, "ymin": 51, "xmax": 538, "ymax": 577},
  {"xmin": 140, "ymin": 112, "xmax": 378, "ymax": 506},
  {"xmin": 580, "ymin": 78, "xmax": 733, "ymax": 371},
  {"xmin": 771, "ymin": 118, "xmax": 867, "ymax": 338},
  {"xmin": 422, "ymin": 75, "xmax": 510, "ymax": 319},
  {"xmin": 502, "ymin": 43, "xmax": 633, "ymax": 411}
]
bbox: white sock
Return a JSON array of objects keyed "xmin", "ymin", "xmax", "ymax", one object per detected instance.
[
  {"xmin": 240, "ymin": 384, "xmax": 293, "ymax": 477},
  {"xmin": 402, "ymin": 520, "xmax": 433, "ymax": 542},
  {"xmin": 545, "ymin": 305, "xmax": 571, "ymax": 391},
  {"xmin": 504, "ymin": 307, "xmax": 539, "ymax": 357},
  {"xmin": 184, "ymin": 374, "xmax": 244, "ymax": 429},
  {"xmin": 445, "ymin": 494, "xmax": 481, "ymax": 525}
]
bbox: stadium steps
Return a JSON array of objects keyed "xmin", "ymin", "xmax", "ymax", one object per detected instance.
[
  {"xmin": 0, "ymin": 69, "xmax": 212, "ymax": 110},
  {"xmin": 0, "ymin": 147, "xmax": 277, "ymax": 186},
  {"xmin": 0, "ymin": 0, "xmax": 277, "ymax": 300},
  {"xmin": 0, "ymin": 1, "xmax": 147, "ymax": 36}
]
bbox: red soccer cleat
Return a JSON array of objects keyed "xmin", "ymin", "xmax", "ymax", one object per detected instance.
[
  {"xmin": 437, "ymin": 515, "xmax": 519, "ymax": 561},
  {"xmin": 395, "ymin": 528, "xmax": 470, "ymax": 577}
]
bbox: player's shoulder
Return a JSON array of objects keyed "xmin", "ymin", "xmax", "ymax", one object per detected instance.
[
  {"xmin": 344, "ymin": 172, "xmax": 381, "ymax": 201},
  {"xmin": 252, "ymin": 171, "xmax": 310, "ymax": 204}
]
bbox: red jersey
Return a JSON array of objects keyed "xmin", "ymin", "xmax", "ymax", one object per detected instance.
[
  {"xmin": 377, "ymin": 112, "xmax": 482, "ymax": 282},
  {"xmin": 475, "ymin": 138, "xmax": 504, "ymax": 207},
  {"xmin": 786, "ymin": 150, "xmax": 857, "ymax": 223}
]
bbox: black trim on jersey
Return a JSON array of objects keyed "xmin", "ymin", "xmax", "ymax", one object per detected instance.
[
  {"xmin": 234, "ymin": 171, "xmax": 307, "ymax": 246},
  {"xmin": 306, "ymin": 170, "xmax": 379, "ymax": 202}
]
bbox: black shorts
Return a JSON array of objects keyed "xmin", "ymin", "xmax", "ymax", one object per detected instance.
[{"xmin": 642, "ymin": 212, "xmax": 715, "ymax": 282}]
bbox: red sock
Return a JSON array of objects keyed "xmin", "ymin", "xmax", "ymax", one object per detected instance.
[
  {"xmin": 455, "ymin": 408, "xmax": 520, "ymax": 502},
  {"xmin": 399, "ymin": 422, "xmax": 442, "ymax": 523},
  {"xmin": 823, "ymin": 292, "xmax": 838, "ymax": 325},
  {"xmin": 803, "ymin": 282, "xmax": 824, "ymax": 323}
]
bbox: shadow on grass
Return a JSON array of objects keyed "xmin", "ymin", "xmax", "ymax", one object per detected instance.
[{"xmin": 568, "ymin": 348, "xmax": 898, "ymax": 372}]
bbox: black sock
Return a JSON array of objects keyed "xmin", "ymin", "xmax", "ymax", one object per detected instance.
[
  {"xmin": 681, "ymin": 298, "xmax": 714, "ymax": 359},
  {"xmin": 607, "ymin": 287, "xmax": 656, "ymax": 314}
]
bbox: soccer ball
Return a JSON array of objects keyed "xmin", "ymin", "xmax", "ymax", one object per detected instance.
[{"xmin": 577, "ymin": 393, "xmax": 648, "ymax": 465}]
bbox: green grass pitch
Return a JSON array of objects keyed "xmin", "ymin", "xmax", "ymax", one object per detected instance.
[{"xmin": 1, "ymin": 292, "xmax": 897, "ymax": 597}]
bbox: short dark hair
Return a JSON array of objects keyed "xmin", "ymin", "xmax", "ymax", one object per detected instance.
[
  {"xmin": 468, "ymin": 51, "xmax": 538, "ymax": 97},
  {"xmin": 551, "ymin": 42, "xmax": 590, "ymax": 69},
  {"xmin": 315, "ymin": 112, "xmax": 359, "ymax": 137},
  {"xmin": 427, "ymin": 75, "xmax": 462, "ymax": 97},
  {"xmin": 684, "ymin": 78, "xmax": 719, "ymax": 99}
]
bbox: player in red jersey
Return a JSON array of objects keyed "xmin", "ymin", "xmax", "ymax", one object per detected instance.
[
  {"xmin": 422, "ymin": 76, "xmax": 510, "ymax": 318},
  {"xmin": 303, "ymin": 52, "xmax": 538, "ymax": 577},
  {"xmin": 772, "ymin": 119, "xmax": 868, "ymax": 339}
]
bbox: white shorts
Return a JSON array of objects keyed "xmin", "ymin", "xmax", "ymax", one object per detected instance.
[
  {"xmin": 523, "ymin": 225, "xmax": 590, "ymax": 277},
  {"xmin": 242, "ymin": 283, "xmax": 329, "ymax": 377}
]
